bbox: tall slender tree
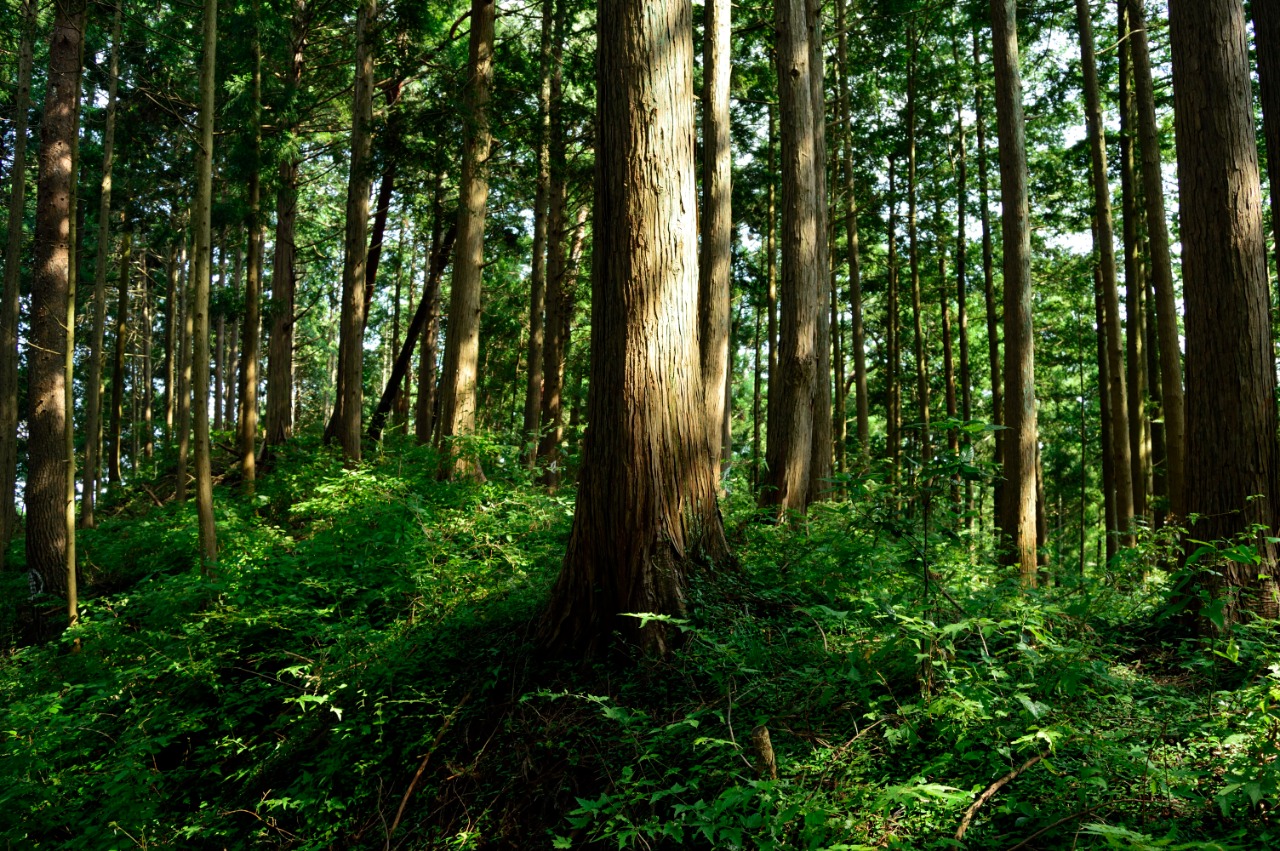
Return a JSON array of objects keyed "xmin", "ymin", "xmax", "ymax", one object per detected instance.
[
  {"xmin": 989, "ymin": 0, "xmax": 1039, "ymax": 583},
  {"xmin": 438, "ymin": 0, "xmax": 495, "ymax": 480}
]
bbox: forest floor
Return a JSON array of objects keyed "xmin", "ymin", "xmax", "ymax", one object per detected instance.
[{"xmin": 2, "ymin": 435, "xmax": 1277, "ymax": 850}]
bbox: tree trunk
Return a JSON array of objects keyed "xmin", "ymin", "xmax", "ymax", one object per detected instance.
[
  {"xmin": 108, "ymin": 232, "xmax": 130, "ymax": 484},
  {"xmin": 1171, "ymin": 0, "xmax": 1280, "ymax": 618},
  {"xmin": 806, "ymin": 0, "xmax": 833, "ymax": 505},
  {"xmin": 264, "ymin": 1, "xmax": 306, "ymax": 450},
  {"xmin": 26, "ymin": 0, "xmax": 85, "ymax": 599},
  {"xmin": 699, "ymin": 0, "xmax": 732, "ymax": 472},
  {"xmin": 1256, "ymin": 0, "xmax": 1280, "ymax": 280},
  {"xmin": 213, "ymin": 242, "xmax": 225, "ymax": 432},
  {"xmin": 766, "ymin": 104, "xmax": 778, "ymax": 438},
  {"xmin": 539, "ymin": 0, "xmax": 728, "ymax": 655},
  {"xmin": 0, "ymin": 0, "xmax": 37, "ymax": 565},
  {"xmin": 192, "ymin": 0, "xmax": 219, "ymax": 568},
  {"xmin": 1076, "ymin": 0, "xmax": 1135, "ymax": 546},
  {"xmin": 990, "ymin": 0, "xmax": 1039, "ymax": 583},
  {"xmin": 522, "ymin": 0, "xmax": 554, "ymax": 464},
  {"xmin": 142, "ymin": 261, "xmax": 153, "ymax": 459},
  {"xmin": 416, "ymin": 174, "xmax": 446, "ymax": 444},
  {"xmin": 64, "ymin": 38, "xmax": 83, "ymax": 626},
  {"xmin": 240, "ymin": 4, "xmax": 262, "ymax": 492},
  {"xmin": 886, "ymin": 159, "xmax": 901, "ymax": 481},
  {"xmin": 369, "ymin": 225, "xmax": 457, "ymax": 441},
  {"xmin": 1130, "ymin": 0, "xmax": 1187, "ymax": 520},
  {"xmin": 762, "ymin": 0, "xmax": 823, "ymax": 517},
  {"xmin": 939, "ymin": 198, "xmax": 957, "ymax": 454},
  {"xmin": 176, "ymin": 240, "xmax": 192, "ymax": 502},
  {"xmin": 332, "ymin": 0, "xmax": 376, "ymax": 463},
  {"xmin": 224, "ymin": 245, "xmax": 240, "ymax": 428},
  {"xmin": 81, "ymin": 1, "xmax": 120, "ymax": 528},
  {"xmin": 836, "ymin": 0, "xmax": 868, "ymax": 463},
  {"xmin": 163, "ymin": 245, "xmax": 177, "ymax": 445},
  {"xmin": 974, "ymin": 28, "xmax": 1003, "ymax": 520},
  {"xmin": 906, "ymin": 33, "xmax": 930, "ymax": 463},
  {"xmin": 953, "ymin": 33, "xmax": 973, "ymax": 521},
  {"xmin": 438, "ymin": 0, "xmax": 494, "ymax": 481},
  {"xmin": 1094, "ymin": 266, "xmax": 1117, "ymax": 563}
]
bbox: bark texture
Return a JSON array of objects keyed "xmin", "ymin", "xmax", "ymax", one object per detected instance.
[
  {"xmin": 1171, "ymin": 0, "xmax": 1280, "ymax": 616},
  {"xmin": 990, "ymin": 0, "xmax": 1038, "ymax": 583},
  {"xmin": 438, "ymin": 0, "xmax": 495, "ymax": 480},
  {"xmin": 540, "ymin": 0, "xmax": 728, "ymax": 655},
  {"xmin": 26, "ymin": 0, "xmax": 85, "ymax": 597}
]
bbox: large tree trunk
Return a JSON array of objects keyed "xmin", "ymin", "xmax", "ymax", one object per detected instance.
[
  {"xmin": 108, "ymin": 233, "xmax": 130, "ymax": 484},
  {"xmin": 766, "ymin": 105, "xmax": 778, "ymax": 442},
  {"xmin": 81, "ymin": 1, "xmax": 120, "ymax": 529},
  {"xmin": 63, "ymin": 40, "xmax": 83, "ymax": 626},
  {"xmin": 522, "ymin": 0, "xmax": 554, "ymax": 464},
  {"xmin": 26, "ymin": 0, "xmax": 85, "ymax": 599},
  {"xmin": 0, "ymin": 0, "xmax": 37, "ymax": 566},
  {"xmin": 806, "ymin": 0, "xmax": 833, "ymax": 505},
  {"xmin": 699, "ymin": 0, "xmax": 732, "ymax": 471},
  {"xmin": 1076, "ymin": 0, "xmax": 1135, "ymax": 546},
  {"xmin": 437, "ymin": 0, "xmax": 494, "ymax": 481},
  {"xmin": 192, "ymin": 0, "xmax": 219, "ymax": 568},
  {"xmin": 762, "ymin": 0, "xmax": 823, "ymax": 517},
  {"xmin": 990, "ymin": 0, "xmax": 1039, "ymax": 584},
  {"xmin": 540, "ymin": 0, "xmax": 728, "ymax": 656},
  {"xmin": 331, "ymin": 0, "xmax": 376, "ymax": 463},
  {"xmin": 264, "ymin": 1, "xmax": 306, "ymax": 450},
  {"xmin": 240, "ymin": 7, "xmax": 262, "ymax": 493},
  {"xmin": 1095, "ymin": 266, "xmax": 1118, "ymax": 564},
  {"xmin": 1171, "ymin": 0, "xmax": 1280, "ymax": 618},
  {"xmin": 1130, "ymin": 0, "xmax": 1187, "ymax": 520}
]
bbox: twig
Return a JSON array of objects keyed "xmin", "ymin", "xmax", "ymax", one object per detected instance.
[
  {"xmin": 139, "ymin": 482, "xmax": 165, "ymax": 507},
  {"xmin": 385, "ymin": 690, "xmax": 473, "ymax": 848},
  {"xmin": 955, "ymin": 752, "xmax": 1046, "ymax": 841},
  {"xmin": 1001, "ymin": 798, "xmax": 1147, "ymax": 851}
]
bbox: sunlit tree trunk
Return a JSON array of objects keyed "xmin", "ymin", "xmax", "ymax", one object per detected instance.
[
  {"xmin": 26, "ymin": 0, "xmax": 86, "ymax": 598},
  {"xmin": 990, "ymin": 0, "xmax": 1038, "ymax": 583},
  {"xmin": 540, "ymin": 0, "xmax": 728, "ymax": 656},
  {"xmin": 438, "ymin": 0, "xmax": 494, "ymax": 480},
  {"xmin": 192, "ymin": 0, "xmax": 219, "ymax": 568},
  {"xmin": 240, "ymin": 4, "xmax": 262, "ymax": 493},
  {"xmin": 1076, "ymin": 0, "xmax": 1134, "ymax": 546},
  {"xmin": 700, "ymin": 0, "xmax": 732, "ymax": 472},
  {"xmin": 1171, "ymin": 0, "xmax": 1280, "ymax": 617},
  {"xmin": 806, "ymin": 0, "xmax": 833, "ymax": 505},
  {"xmin": 763, "ymin": 0, "xmax": 823, "ymax": 517},
  {"xmin": 0, "ymin": 0, "xmax": 37, "ymax": 566},
  {"xmin": 1130, "ymin": 0, "xmax": 1186, "ymax": 520},
  {"xmin": 331, "ymin": 0, "xmax": 376, "ymax": 463}
]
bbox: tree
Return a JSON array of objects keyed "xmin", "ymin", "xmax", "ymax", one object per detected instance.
[
  {"xmin": 1170, "ymin": 0, "xmax": 1280, "ymax": 616},
  {"xmin": 0, "ymin": 0, "xmax": 36, "ymax": 566},
  {"xmin": 540, "ymin": 0, "xmax": 728, "ymax": 655},
  {"xmin": 81, "ymin": 0, "xmax": 119, "ymax": 527},
  {"xmin": 699, "ymin": 0, "xmax": 732, "ymax": 470},
  {"xmin": 762, "ymin": 0, "xmax": 823, "ymax": 517},
  {"xmin": 239, "ymin": 2, "xmax": 263, "ymax": 493},
  {"xmin": 1075, "ymin": 0, "xmax": 1134, "ymax": 546},
  {"xmin": 437, "ymin": 0, "xmax": 495, "ymax": 481},
  {"xmin": 989, "ymin": 0, "xmax": 1038, "ymax": 583},
  {"xmin": 331, "ymin": 0, "xmax": 377, "ymax": 464},
  {"xmin": 26, "ymin": 0, "xmax": 86, "ymax": 598},
  {"xmin": 192, "ymin": 0, "xmax": 219, "ymax": 568},
  {"xmin": 521, "ymin": 0, "xmax": 553, "ymax": 464}
]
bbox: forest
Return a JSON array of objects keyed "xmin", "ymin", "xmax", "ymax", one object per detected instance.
[{"xmin": 3, "ymin": 0, "xmax": 1280, "ymax": 846}]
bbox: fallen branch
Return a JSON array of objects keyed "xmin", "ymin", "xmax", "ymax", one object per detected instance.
[
  {"xmin": 139, "ymin": 482, "xmax": 166, "ymax": 508},
  {"xmin": 955, "ymin": 751, "xmax": 1046, "ymax": 841},
  {"xmin": 385, "ymin": 690, "xmax": 473, "ymax": 848}
]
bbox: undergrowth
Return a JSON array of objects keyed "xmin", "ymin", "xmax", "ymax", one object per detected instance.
[{"xmin": 2, "ymin": 435, "xmax": 1279, "ymax": 849}]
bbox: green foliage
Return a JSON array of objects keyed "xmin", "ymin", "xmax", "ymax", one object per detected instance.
[{"xmin": 5, "ymin": 445, "xmax": 1280, "ymax": 848}]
